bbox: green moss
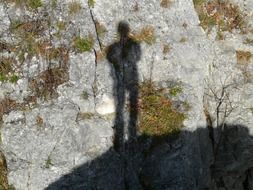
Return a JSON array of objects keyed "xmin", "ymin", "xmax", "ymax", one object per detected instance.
[
  {"xmin": 88, "ymin": 0, "xmax": 95, "ymax": 8},
  {"xmin": 8, "ymin": 185, "xmax": 16, "ymax": 190},
  {"xmin": 27, "ymin": 0, "xmax": 43, "ymax": 9},
  {"xmin": 73, "ymin": 36, "xmax": 94, "ymax": 52},
  {"xmin": 138, "ymin": 81, "xmax": 185, "ymax": 137},
  {"xmin": 9, "ymin": 75, "xmax": 19, "ymax": 83},
  {"xmin": 169, "ymin": 86, "xmax": 182, "ymax": 97},
  {"xmin": 193, "ymin": 0, "xmax": 205, "ymax": 6}
]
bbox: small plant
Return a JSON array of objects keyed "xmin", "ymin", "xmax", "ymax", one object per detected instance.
[
  {"xmin": 81, "ymin": 90, "xmax": 89, "ymax": 99},
  {"xmin": 51, "ymin": 0, "xmax": 57, "ymax": 9},
  {"xmin": 29, "ymin": 67, "xmax": 69, "ymax": 100},
  {"xmin": 56, "ymin": 21, "xmax": 66, "ymax": 31},
  {"xmin": 163, "ymin": 44, "xmax": 171, "ymax": 54},
  {"xmin": 193, "ymin": 0, "xmax": 205, "ymax": 6},
  {"xmin": 179, "ymin": 37, "xmax": 187, "ymax": 43},
  {"xmin": 243, "ymin": 38, "xmax": 253, "ymax": 45},
  {"xmin": 68, "ymin": 1, "xmax": 82, "ymax": 15},
  {"xmin": 160, "ymin": 0, "xmax": 172, "ymax": 8},
  {"xmin": 88, "ymin": 0, "xmax": 95, "ymax": 8},
  {"xmin": 36, "ymin": 115, "xmax": 44, "ymax": 126},
  {"xmin": 0, "ymin": 57, "xmax": 20, "ymax": 83},
  {"xmin": 45, "ymin": 156, "xmax": 53, "ymax": 169},
  {"xmin": 27, "ymin": 0, "xmax": 43, "ymax": 9},
  {"xmin": 9, "ymin": 75, "xmax": 19, "ymax": 83},
  {"xmin": 6, "ymin": 0, "xmax": 43, "ymax": 9},
  {"xmin": 169, "ymin": 86, "xmax": 182, "ymax": 97},
  {"xmin": 131, "ymin": 26, "xmax": 155, "ymax": 44},
  {"xmin": 138, "ymin": 81, "xmax": 185, "ymax": 137},
  {"xmin": 76, "ymin": 112, "xmax": 94, "ymax": 121},
  {"xmin": 8, "ymin": 184, "xmax": 16, "ymax": 190},
  {"xmin": 236, "ymin": 50, "xmax": 252, "ymax": 65},
  {"xmin": 73, "ymin": 35, "xmax": 94, "ymax": 52},
  {"xmin": 95, "ymin": 21, "xmax": 107, "ymax": 38},
  {"xmin": 193, "ymin": 0, "xmax": 246, "ymax": 34}
]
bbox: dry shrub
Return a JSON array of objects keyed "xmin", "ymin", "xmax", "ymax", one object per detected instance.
[
  {"xmin": 0, "ymin": 98, "xmax": 18, "ymax": 121},
  {"xmin": 0, "ymin": 58, "xmax": 15, "ymax": 76},
  {"xmin": 29, "ymin": 67, "xmax": 69, "ymax": 100},
  {"xmin": 10, "ymin": 19, "xmax": 47, "ymax": 37},
  {"xmin": 130, "ymin": 26, "xmax": 155, "ymax": 44},
  {"xmin": 236, "ymin": 50, "xmax": 252, "ymax": 65},
  {"xmin": 194, "ymin": 0, "xmax": 246, "ymax": 33}
]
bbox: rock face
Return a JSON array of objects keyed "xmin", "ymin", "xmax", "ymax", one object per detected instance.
[{"xmin": 0, "ymin": 0, "xmax": 253, "ymax": 189}]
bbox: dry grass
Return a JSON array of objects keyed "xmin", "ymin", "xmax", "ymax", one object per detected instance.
[
  {"xmin": 0, "ymin": 150, "xmax": 8, "ymax": 190},
  {"xmin": 138, "ymin": 81, "xmax": 185, "ymax": 137},
  {"xmin": 6, "ymin": 0, "xmax": 43, "ymax": 9},
  {"xmin": 160, "ymin": 0, "xmax": 172, "ymax": 8},
  {"xmin": 95, "ymin": 21, "xmax": 107, "ymax": 39},
  {"xmin": 179, "ymin": 37, "xmax": 187, "ymax": 43},
  {"xmin": 29, "ymin": 67, "xmax": 69, "ymax": 100},
  {"xmin": 236, "ymin": 50, "xmax": 252, "ymax": 65},
  {"xmin": 130, "ymin": 26, "xmax": 155, "ymax": 44},
  {"xmin": 163, "ymin": 44, "xmax": 171, "ymax": 54},
  {"xmin": 10, "ymin": 19, "xmax": 46, "ymax": 37},
  {"xmin": 0, "ymin": 57, "xmax": 19, "ymax": 83},
  {"xmin": 68, "ymin": 1, "xmax": 82, "ymax": 15},
  {"xmin": 76, "ymin": 112, "xmax": 95, "ymax": 121},
  {"xmin": 36, "ymin": 115, "xmax": 44, "ymax": 126},
  {"xmin": 0, "ymin": 98, "xmax": 19, "ymax": 121},
  {"xmin": 193, "ymin": 0, "xmax": 246, "ymax": 34}
]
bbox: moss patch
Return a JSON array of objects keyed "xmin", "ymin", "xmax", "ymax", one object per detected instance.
[
  {"xmin": 138, "ymin": 81, "xmax": 186, "ymax": 137},
  {"xmin": 73, "ymin": 36, "xmax": 94, "ymax": 52}
]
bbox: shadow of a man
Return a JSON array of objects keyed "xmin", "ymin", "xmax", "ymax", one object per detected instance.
[{"xmin": 107, "ymin": 21, "xmax": 141, "ymax": 153}]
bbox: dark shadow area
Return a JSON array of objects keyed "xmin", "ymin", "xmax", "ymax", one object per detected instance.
[
  {"xmin": 106, "ymin": 21, "xmax": 141, "ymax": 153},
  {"xmin": 46, "ymin": 124, "xmax": 253, "ymax": 190}
]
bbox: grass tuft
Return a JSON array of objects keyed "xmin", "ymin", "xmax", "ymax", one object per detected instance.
[
  {"xmin": 138, "ymin": 81, "xmax": 185, "ymax": 137},
  {"xmin": 73, "ymin": 35, "xmax": 94, "ymax": 52},
  {"xmin": 131, "ymin": 26, "xmax": 155, "ymax": 44},
  {"xmin": 68, "ymin": 1, "xmax": 82, "ymax": 15},
  {"xmin": 193, "ymin": 0, "xmax": 246, "ymax": 35},
  {"xmin": 88, "ymin": 0, "xmax": 95, "ymax": 8},
  {"xmin": 160, "ymin": 0, "xmax": 172, "ymax": 8}
]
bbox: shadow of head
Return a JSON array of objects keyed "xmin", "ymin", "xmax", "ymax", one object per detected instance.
[{"xmin": 117, "ymin": 21, "xmax": 130, "ymax": 38}]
